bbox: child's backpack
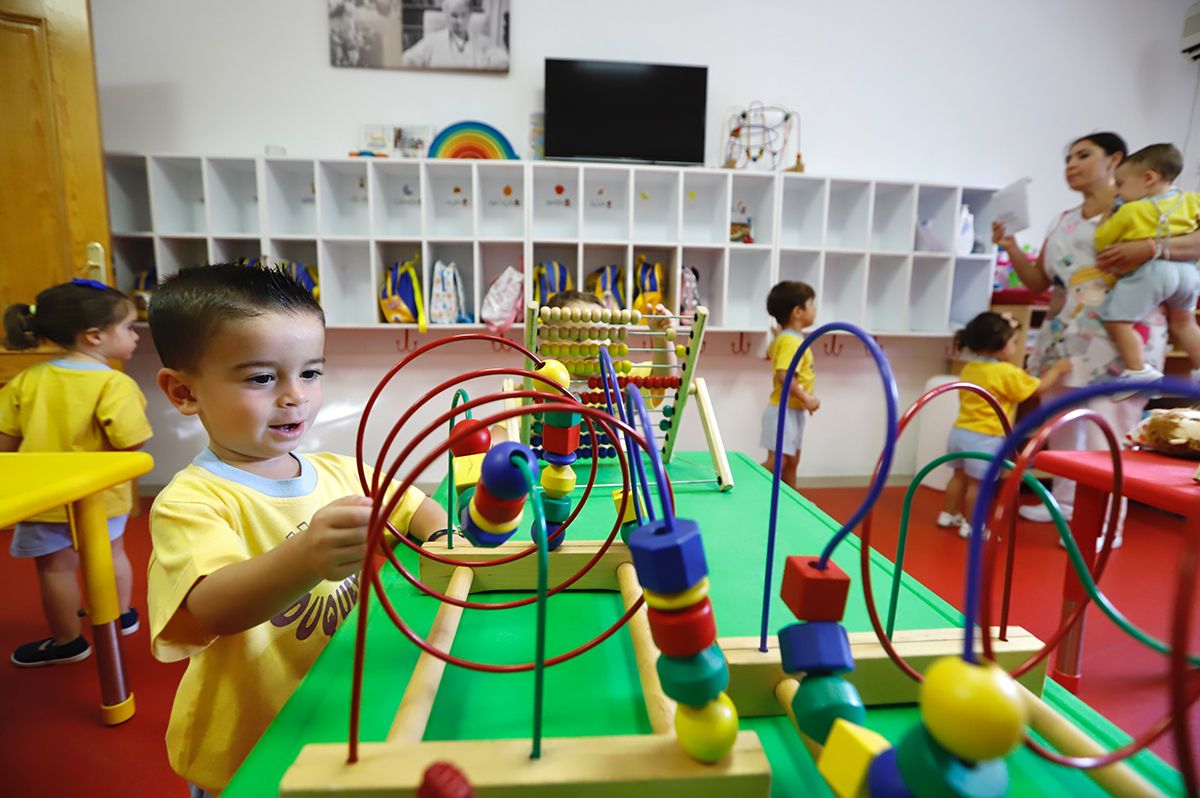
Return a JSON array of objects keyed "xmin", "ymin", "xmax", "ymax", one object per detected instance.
[
  {"xmin": 585, "ymin": 264, "xmax": 625, "ymax": 311},
  {"xmin": 680, "ymin": 265, "xmax": 700, "ymax": 314},
  {"xmin": 131, "ymin": 266, "xmax": 156, "ymax": 321},
  {"xmin": 532, "ymin": 260, "xmax": 572, "ymax": 306},
  {"xmin": 429, "ymin": 259, "xmax": 472, "ymax": 324},
  {"xmin": 480, "ymin": 265, "xmax": 525, "ymax": 333},
  {"xmin": 284, "ymin": 260, "xmax": 319, "ymax": 301},
  {"xmin": 631, "ymin": 253, "xmax": 664, "ymax": 314},
  {"xmin": 380, "ymin": 255, "xmax": 427, "ymax": 331}
]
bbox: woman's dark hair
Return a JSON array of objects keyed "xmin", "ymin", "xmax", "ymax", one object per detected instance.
[
  {"xmin": 3, "ymin": 281, "xmax": 132, "ymax": 351},
  {"xmin": 1069, "ymin": 132, "xmax": 1128, "ymax": 160},
  {"xmin": 954, "ymin": 311, "xmax": 1017, "ymax": 355},
  {"xmin": 766, "ymin": 281, "xmax": 815, "ymax": 326},
  {"xmin": 545, "ymin": 290, "xmax": 604, "ymax": 309}
]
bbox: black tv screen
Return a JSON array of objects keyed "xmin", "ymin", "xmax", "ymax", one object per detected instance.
[{"xmin": 544, "ymin": 58, "xmax": 708, "ymax": 165}]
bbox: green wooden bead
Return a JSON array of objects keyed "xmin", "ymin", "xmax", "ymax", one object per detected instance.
[
  {"xmin": 541, "ymin": 494, "xmax": 572, "ymax": 524},
  {"xmin": 659, "ymin": 418, "xmax": 671, "ymax": 431},
  {"xmin": 533, "ymin": 421, "xmax": 543, "ymax": 433},
  {"xmin": 896, "ymin": 724, "xmax": 1008, "ymax": 798},
  {"xmin": 663, "ymin": 404, "xmax": 675, "ymax": 417},
  {"xmin": 655, "ymin": 644, "xmax": 729, "ymax": 708},
  {"xmin": 619, "ymin": 520, "xmax": 639, "ymax": 544},
  {"xmin": 543, "ymin": 410, "xmax": 582, "ymax": 428},
  {"xmin": 790, "ymin": 673, "xmax": 866, "ymax": 745}
]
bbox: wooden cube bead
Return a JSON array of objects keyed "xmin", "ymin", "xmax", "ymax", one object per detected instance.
[
  {"xmin": 452, "ymin": 452, "xmax": 485, "ymax": 495},
  {"xmin": 627, "ymin": 517, "xmax": 708, "ymax": 595},
  {"xmin": 541, "ymin": 423, "xmax": 580, "ymax": 456},
  {"xmin": 612, "ymin": 487, "xmax": 643, "ymax": 525},
  {"xmin": 866, "ymin": 749, "xmax": 914, "ymax": 798},
  {"xmin": 655, "ymin": 643, "xmax": 728, "ymax": 707},
  {"xmin": 896, "ymin": 724, "xmax": 1009, "ymax": 798},
  {"xmin": 673, "ymin": 692, "xmax": 739, "ymax": 764},
  {"xmin": 790, "ymin": 673, "xmax": 866, "ymax": 745},
  {"xmin": 779, "ymin": 621, "xmax": 854, "ymax": 675},
  {"xmin": 643, "ymin": 576, "xmax": 709, "ymax": 611},
  {"xmin": 539, "ymin": 463, "xmax": 577, "ymax": 498},
  {"xmin": 816, "ymin": 719, "xmax": 891, "ymax": 798},
  {"xmin": 647, "ymin": 597, "xmax": 716, "ymax": 658},
  {"xmin": 781, "ymin": 555, "xmax": 850, "ymax": 622},
  {"xmin": 470, "ymin": 481, "xmax": 525, "ymax": 525}
]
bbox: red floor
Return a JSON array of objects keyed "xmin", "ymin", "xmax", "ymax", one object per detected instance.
[{"xmin": 0, "ymin": 488, "xmax": 1195, "ymax": 796}]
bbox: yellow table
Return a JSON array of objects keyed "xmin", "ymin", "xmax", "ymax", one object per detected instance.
[{"xmin": 0, "ymin": 452, "xmax": 154, "ymax": 725}]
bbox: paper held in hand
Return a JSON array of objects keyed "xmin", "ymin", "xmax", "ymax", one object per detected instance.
[{"xmin": 991, "ymin": 178, "xmax": 1032, "ymax": 234}]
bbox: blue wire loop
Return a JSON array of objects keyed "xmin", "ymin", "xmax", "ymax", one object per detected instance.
[
  {"xmin": 625, "ymin": 382, "xmax": 676, "ymax": 531},
  {"xmin": 598, "ymin": 347, "xmax": 657, "ymax": 526},
  {"xmin": 759, "ymin": 323, "xmax": 899, "ymax": 652}
]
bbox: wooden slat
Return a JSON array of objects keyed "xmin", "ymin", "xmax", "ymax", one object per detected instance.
[{"xmin": 419, "ymin": 537, "xmax": 631, "ymax": 593}]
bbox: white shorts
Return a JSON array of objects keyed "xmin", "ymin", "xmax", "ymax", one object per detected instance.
[{"xmin": 760, "ymin": 404, "xmax": 807, "ymax": 457}]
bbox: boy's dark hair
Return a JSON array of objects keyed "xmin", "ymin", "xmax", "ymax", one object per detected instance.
[
  {"xmin": 954, "ymin": 311, "xmax": 1017, "ymax": 355},
  {"xmin": 3, "ymin": 280, "xmax": 132, "ymax": 351},
  {"xmin": 148, "ymin": 263, "xmax": 324, "ymax": 370},
  {"xmin": 766, "ymin": 281, "xmax": 815, "ymax": 326},
  {"xmin": 1070, "ymin": 131, "xmax": 1128, "ymax": 160},
  {"xmin": 545, "ymin": 290, "xmax": 603, "ymax": 309},
  {"xmin": 1123, "ymin": 143, "xmax": 1183, "ymax": 183}
]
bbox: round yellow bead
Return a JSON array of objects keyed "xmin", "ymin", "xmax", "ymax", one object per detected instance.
[
  {"xmin": 676, "ymin": 344, "xmax": 686, "ymax": 358},
  {"xmin": 538, "ymin": 306, "xmax": 550, "ymax": 321},
  {"xmin": 644, "ymin": 576, "xmax": 710, "ymax": 610},
  {"xmin": 630, "ymin": 310, "xmax": 642, "ymax": 324},
  {"xmin": 570, "ymin": 307, "xmax": 582, "ymax": 322},
  {"xmin": 532, "ymin": 358, "xmax": 571, "ymax": 396},
  {"xmin": 600, "ymin": 309, "xmax": 613, "ymax": 323},
  {"xmin": 919, "ymin": 656, "xmax": 1027, "ymax": 762},
  {"xmin": 550, "ymin": 307, "xmax": 563, "ymax": 321},
  {"xmin": 665, "ymin": 327, "xmax": 676, "ymax": 341},
  {"xmin": 674, "ymin": 692, "xmax": 739, "ymax": 763},
  {"xmin": 619, "ymin": 309, "xmax": 631, "ymax": 324}
]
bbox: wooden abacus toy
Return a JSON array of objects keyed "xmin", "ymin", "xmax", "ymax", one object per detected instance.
[{"xmin": 523, "ymin": 304, "xmax": 733, "ymax": 491}]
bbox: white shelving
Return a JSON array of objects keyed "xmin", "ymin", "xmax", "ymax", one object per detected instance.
[{"xmin": 103, "ymin": 154, "xmax": 998, "ymax": 334}]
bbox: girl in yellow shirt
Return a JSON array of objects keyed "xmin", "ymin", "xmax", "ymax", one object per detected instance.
[{"xmin": 1, "ymin": 280, "xmax": 152, "ymax": 666}]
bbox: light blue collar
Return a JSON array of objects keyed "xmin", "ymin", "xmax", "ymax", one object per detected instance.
[
  {"xmin": 779, "ymin": 329, "xmax": 805, "ymax": 339},
  {"xmin": 966, "ymin": 354, "xmax": 1000, "ymax": 364},
  {"xmin": 193, "ymin": 448, "xmax": 317, "ymax": 498},
  {"xmin": 50, "ymin": 358, "xmax": 109, "ymax": 371}
]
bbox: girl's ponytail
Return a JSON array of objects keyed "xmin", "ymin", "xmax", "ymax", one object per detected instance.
[{"xmin": 3, "ymin": 303, "xmax": 37, "ymax": 351}]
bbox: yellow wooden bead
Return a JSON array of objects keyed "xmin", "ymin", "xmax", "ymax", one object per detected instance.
[
  {"xmin": 665, "ymin": 327, "xmax": 676, "ymax": 342},
  {"xmin": 453, "ymin": 453, "xmax": 485, "ymax": 494},
  {"xmin": 540, "ymin": 463, "xmax": 577, "ymax": 498},
  {"xmin": 673, "ymin": 692, "xmax": 739, "ymax": 763},
  {"xmin": 676, "ymin": 344, "xmax": 687, "ymax": 358},
  {"xmin": 600, "ymin": 309, "xmax": 612, "ymax": 323},
  {"xmin": 644, "ymin": 576, "xmax": 709, "ymax": 610},
  {"xmin": 532, "ymin": 358, "xmax": 571, "ymax": 396},
  {"xmin": 630, "ymin": 309, "xmax": 641, "ymax": 324},
  {"xmin": 816, "ymin": 719, "xmax": 891, "ymax": 798},
  {"xmin": 538, "ymin": 306, "xmax": 550, "ymax": 321},
  {"xmin": 468, "ymin": 499, "xmax": 523, "ymax": 534},
  {"xmin": 611, "ymin": 487, "xmax": 643, "ymax": 525},
  {"xmin": 919, "ymin": 656, "xmax": 1027, "ymax": 762}
]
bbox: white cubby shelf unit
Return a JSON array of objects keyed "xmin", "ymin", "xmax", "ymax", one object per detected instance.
[{"xmin": 104, "ymin": 153, "xmax": 998, "ymax": 334}]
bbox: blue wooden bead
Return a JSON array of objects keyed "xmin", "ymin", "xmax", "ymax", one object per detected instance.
[
  {"xmin": 778, "ymin": 621, "xmax": 854, "ymax": 675},
  {"xmin": 790, "ymin": 673, "xmax": 866, "ymax": 745},
  {"xmin": 655, "ymin": 644, "xmax": 729, "ymax": 707},
  {"xmin": 867, "ymin": 748, "xmax": 914, "ymax": 798},
  {"xmin": 543, "ymin": 450, "xmax": 579, "ymax": 466},
  {"xmin": 627, "ymin": 517, "xmax": 708, "ymax": 595},
  {"xmin": 531, "ymin": 435, "xmax": 543, "ymax": 447},
  {"xmin": 459, "ymin": 509, "xmax": 516, "ymax": 547},
  {"xmin": 481, "ymin": 442, "xmax": 539, "ymax": 499}
]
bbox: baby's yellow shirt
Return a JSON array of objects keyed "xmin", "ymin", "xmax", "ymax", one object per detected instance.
[
  {"xmin": 954, "ymin": 360, "xmax": 1040, "ymax": 436},
  {"xmin": 1095, "ymin": 188, "xmax": 1200, "ymax": 251}
]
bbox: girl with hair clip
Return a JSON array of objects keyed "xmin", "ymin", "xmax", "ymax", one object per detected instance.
[
  {"xmin": 938, "ymin": 312, "xmax": 1070, "ymax": 540},
  {"xmin": 1, "ymin": 279, "xmax": 152, "ymax": 666}
]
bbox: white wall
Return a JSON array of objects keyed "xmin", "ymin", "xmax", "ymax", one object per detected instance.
[{"xmin": 94, "ymin": 0, "xmax": 1200, "ymax": 486}]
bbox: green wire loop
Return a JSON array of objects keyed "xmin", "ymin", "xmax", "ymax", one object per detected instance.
[
  {"xmin": 886, "ymin": 450, "xmax": 1200, "ymax": 666},
  {"xmin": 513, "ymin": 455, "xmax": 549, "ymax": 760}
]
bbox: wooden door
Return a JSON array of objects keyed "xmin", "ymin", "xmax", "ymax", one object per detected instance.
[{"xmin": 0, "ymin": 0, "xmax": 110, "ymax": 382}]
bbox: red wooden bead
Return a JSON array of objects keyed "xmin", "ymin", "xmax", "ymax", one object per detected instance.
[
  {"xmin": 541, "ymin": 423, "xmax": 580, "ymax": 455},
  {"xmin": 781, "ymin": 556, "xmax": 851, "ymax": 622},
  {"xmin": 647, "ymin": 597, "xmax": 717, "ymax": 657},
  {"xmin": 449, "ymin": 419, "xmax": 491, "ymax": 457},
  {"xmin": 471, "ymin": 480, "xmax": 525, "ymax": 525},
  {"xmin": 418, "ymin": 761, "xmax": 475, "ymax": 798}
]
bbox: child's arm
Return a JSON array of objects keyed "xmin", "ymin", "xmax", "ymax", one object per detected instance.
[
  {"xmin": 404, "ymin": 495, "xmax": 449, "ymax": 543},
  {"xmin": 647, "ymin": 302, "xmax": 678, "ymax": 371},
  {"xmin": 0, "ymin": 432, "xmax": 19, "ymax": 452},
  {"xmin": 1033, "ymin": 359, "xmax": 1072, "ymax": 395},
  {"xmin": 776, "ymin": 369, "xmax": 820, "ymax": 413}
]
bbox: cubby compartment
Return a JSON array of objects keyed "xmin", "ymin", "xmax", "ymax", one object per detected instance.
[
  {"xmin": 532, "ymin": 165, "xmax": 580, "ymax": 240},
  {"xmin": 582, "ymin": 243, "xmax": 631, "ymax": 308},
  {"xmin": 916, "ymin": 184, "xmax": 960, "ymax": 254},
  {"xmin": 477, "ymin": 162, "xmax": 525, "ymax": 239},
  {"xmin": 779, "ymin": 176, "xmax": 826, "ymax": 248},
  {"xmin": 318, "ymin": 240, "xmax": 371, "ymax": 326},
  {"xmin": 317, "ymin": 161, "xmax": 369, "ymax": 237},
  {"xmin": 371, "ymin": 161, "xmax": 422, "ymax": 238},
  {"xmin": 827, "ymin": 180, "xmax": 871, "ymax": 250},
  {"xmin": 533, "ymin": 242, "xmax": 580, "ymax": 298},
  {"xmin": 149, "ymin": 157, "xmax": 205, "ymax": 235},
  {"xmin": 582, "ymin": 167, "xmax": 631, "ymax": 241},
  {"xmin": 375, "ymin": 240, "xmax": 424, "ymax": 324},
  {"xmin": 681, "ymin": 247, "xmax": 725, "ymax": 327},
  {"xmin": 865, "ymin": 254, "xmax": 910, "ymax": 332},
  {"xmin": 725, "ymin": 248, "xmax": 771, "ymax": 330},
  {"xmin": 730, "ymin": 173, "xmax": 776, "ymax": 246},
  {"xmin": 426, "ymin": 241, "xmax": 476, "ymax": 324},
  {"xmin": 424, "ymin": 162, "xmax": 475, "ymax": 238},
  {"xmin": 950, "ymin": 256, "xmax": 993, "ymax": 327},
  {"xmin": 210, "ymin": 236, "xmax": 264, "ymax": 265},
  {"xmin": 267, "ymin": 238, "xmax": 318, "ymax": 269},
  {"xmin": 682, "ymin": 171, "xmax": 729, "ymax": 245},
  {"xmin": 631, "ymin": 245, "xmax": 678, "ymax": 314},
  {"xmin": 823, "ymin": 251, "xmax": 867, "ymax": 326},
  {"xmin": 479, "ymin": 241, "xmax": 524, "ymax": 312},
  {"xmin": 264, "ymin": 160, "xmax": 317, "ymax": 236},
  {"xmin": 106, "ymin": 155, "xmax": 152, "ymax": 233},
  {"xmin": 205, "ymin": 158, "xmax": 260, "ymax": 235},
  {"xmin": 779, "ymin": 249, "xmax": 823, "ymax": 299},
  {"xmin": 633, "ymin": 169, "xmax": 680, "ymax": 243},
  {"xmin": 910, "ymin": 256, "xmax": 953, "ymax": 332},
  {"xmin": 156, "ymin": 236, "xmax": 209, "ymax": 277},
  {"xmin": 111, "ymin": 236, "xmax": 155, "ymax": 294},
  {"xmin": 960, "ymin": 187, "xmax": 998, "ymax": 254},
  {"xmin": 871, "ymin": 182, "xmax": 916, "ymax": 253}
]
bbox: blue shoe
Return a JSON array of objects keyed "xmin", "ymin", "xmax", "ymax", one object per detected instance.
[
  {"xmin": 11, "ymin": 635, "xmax": 91, "ymax": 667},
  {"xmin": 120, "ymin": 608, "xmax": 139, "ymax": 636}
]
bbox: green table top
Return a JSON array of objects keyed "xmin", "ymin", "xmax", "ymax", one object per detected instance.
[{"xmin": 226, "ymin": 451, "xmax": 1183, "ymax": 796}]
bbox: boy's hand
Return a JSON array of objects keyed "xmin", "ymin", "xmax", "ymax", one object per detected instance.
[
  {"xmin": 804, "ymin": 394, "xmax": 821, "ymax": 414},
  {"xmin": 303, "ymin": 496, "xmax": 374, "ymax": 581},
  {"xmin": 647, "ymin": 303, "xmax": 674, "ymax": 332}
]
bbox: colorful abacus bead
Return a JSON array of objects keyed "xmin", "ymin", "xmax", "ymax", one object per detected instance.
[
  {"xmin": 790, "ymin": 673, "xmax": 866, "ymax": 745},
  {"xmin": 778, "ymin": 621, "xmax": 854, "ymax": 675},
  {"xmin": 816, "ymin": 719, "xmax": 892, "ymax": 798},
  {"xmin": 918, "ymin": 656, "xmax": 1027, "ymax": 762},
  {"xmin": 673, "ymin": 691, "xmax": 739, "ymax": 764},
  {"xmin": 627, "ymin": 517, "xmax": 707, "ymax": 595}
]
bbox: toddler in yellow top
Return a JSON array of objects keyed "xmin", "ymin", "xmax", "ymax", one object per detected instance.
[
  {"xmin": 1096, "ymin": 142, "xmax": 1200, "ymax": 385},
  {"xmin": 760, "ymin": 281, "xmax": 818, "ymax": 491},
  {"xmin": 1, "ymin": 280, "xmax": 150, "ymax": 667},
  {"xmin": 145, "ymin": 264, "xmax": 446, "ymax": 795},
  {"xmin": 939, "ymin": 312, "xmax": 1069, "ymax": 538}
]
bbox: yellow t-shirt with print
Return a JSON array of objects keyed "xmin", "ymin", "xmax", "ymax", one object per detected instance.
[
  {"xmin": 1095, "ymin": 189, "xmax": 1200, "ymax": 251},
  {"xmin": 147, "ymin": 450, "xmax": 425, "ymax": 793},
  {"xmin": 768, "ymin": 331, "xmax": 814, "ymax": 409},
  {"xmin": 0, "ymin": 359, "xmax": 152, "ymax": 521},
  {"xmin": 954, "ymin": 360, "xmax": 1041, "ymax": 437}
]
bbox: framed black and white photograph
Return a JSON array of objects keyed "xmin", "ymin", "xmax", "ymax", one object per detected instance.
[{"xmin": 328, "ymin": 0, "xmax": 510, "ymax": 73}]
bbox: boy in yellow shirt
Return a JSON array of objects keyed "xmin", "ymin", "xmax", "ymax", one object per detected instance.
[
  {"xmin": 146, "ymin": 264, "xmax": 446, "ymax": 795},
  {"xmin": 760, "ymin": 281, "xmax": 819, "ymax": 491},
  {"xmin": 1096, "ymin": 142, "xmax": 1200, "ymax": 385}
]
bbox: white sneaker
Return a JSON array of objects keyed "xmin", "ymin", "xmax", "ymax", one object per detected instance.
[
  {"xmin": 1056, "ymin": 530, "xmax": 1123, "ymax": 552},
  {"xmin": 1111, "ymin": 366, "xmax": 1164, "ymax": 401},
  {"xmin": 1019, "ymin": 503, "xmax": 1071, "ymax": 523},
  {"xmin": 937, "ymin": 512, "xmax": 964, "ymax": 528},
  {"xmin": 959, "ymin": 521, "xmax": 990, "ymax": 540}
]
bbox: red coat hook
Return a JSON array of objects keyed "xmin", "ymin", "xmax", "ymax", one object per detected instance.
[
  {"xmin": 822, "ymin": 335, "xmax": 844, "ymax": 357},
  {"xmin": 730, "ymin": 332, "xmax": 751, "ymax": 355},
  {"xmin": 395, "ymin": 330, "xmax": 419, "ymax": 353},
  {"xmin": 491, "ymin": 337, "xmax": 510, "ymax": 352}
]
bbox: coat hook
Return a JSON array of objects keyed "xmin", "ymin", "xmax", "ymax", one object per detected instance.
[
  {"xmin": 822, "ymin": 335, "xmax": 844, "ymax": 357},
  {"xmin": 491, "ymin": 337, "xmax": 509, "ymax": 352},
  {"xmin": 730, "ymin": 332, "xmax": 750, "ymax": 355},
  {"xmin": 395, "ymin": 329, "xmax": 419, "ymax": 353}
]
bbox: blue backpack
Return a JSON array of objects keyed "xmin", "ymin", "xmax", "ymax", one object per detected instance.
[
  {"xmin": 533, "ymin": 260, "xmax": 572, "ymax": 306},
  {"xmin": 380, "ymin": 255, "xmax": 427, "ymax": 331},
  {"xmin": 586, "ymin": 264, "xmax": 625, "ymax": 311}
]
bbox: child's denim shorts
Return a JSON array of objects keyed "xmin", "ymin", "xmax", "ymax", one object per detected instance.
[
  {"xmin": 9, "ymin": 514, "xmax": 128, "ymax": 558},
  {"xmin": 760, "ymin": 403, "xmax": 807, "ymax": 457},
  {"xmin": 946, "ymin": 427, "xmax": 1003, "ymax": 480}
]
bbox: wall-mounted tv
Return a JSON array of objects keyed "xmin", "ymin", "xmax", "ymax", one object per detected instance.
[{"xmin": 544, "ymin": 58, "xmax": 708, "ymax": 165}]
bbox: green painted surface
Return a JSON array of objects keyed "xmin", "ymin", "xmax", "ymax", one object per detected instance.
[{"xmin": 226, "ymin": 452, "xmax": 1182, "ymax": 796}]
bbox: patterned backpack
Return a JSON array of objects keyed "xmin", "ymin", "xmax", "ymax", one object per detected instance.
[
  {"xmin": 481, "ymin": 265, "xmax": 525, "ymax": 333},
  {"xmin": 632, "ymin": 253, "xmax": 664, "ymax": 314},
  {"xmin": 585, "ymin": 263, "xmax": 625, "ymax": 311},
  {"xmin": 429, "ymin": 259, "xmax": 471, "ymax": 324},
  {"xmin": 680, "ymin": 265, "xmax": 700, "ymax": 314},
  {"xmin": 533, "ymin": 260, "xmax": 572, "ymax": 306}
]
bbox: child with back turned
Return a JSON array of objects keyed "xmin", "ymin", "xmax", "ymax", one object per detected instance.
[
  {"xmin": 939, "ymin": 312, "xmax": 1070, "ymax": 539},
  {"xmin": 760, "ymin": 281, "xmax": 819, "ymax": 491},
  {"xmin": 1, "ymin": 279, "xmax": 149, "ymax": 667},
  {"xmin": 145, "ymin": 264, "xmax": 446, "ymax": 795}
]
